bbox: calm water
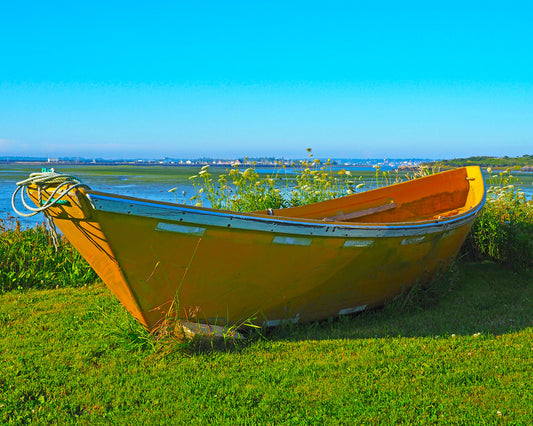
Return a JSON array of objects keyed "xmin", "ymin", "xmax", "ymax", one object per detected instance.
[
  {"xmin": 2, "ymin": 165, "xmax": 532, "ymax": 229},
  {"xmin": 2, "ymin": 166, "xmax": 196, "ymax": 228}
]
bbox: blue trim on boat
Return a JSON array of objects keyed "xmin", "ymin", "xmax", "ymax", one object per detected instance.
[{"xmin": 87, "ymin": 186, "xmax": 485, "ymax": 232}]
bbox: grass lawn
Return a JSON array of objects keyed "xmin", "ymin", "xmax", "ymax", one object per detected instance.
[{"xmin": 1, "ymin": 262, "xmax": 531, "ymax": 424}]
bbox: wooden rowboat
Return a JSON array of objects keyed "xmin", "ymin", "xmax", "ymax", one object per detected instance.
[{"xmin": 16, "ymin": 166, "xmax": 485, "ymax": 331}]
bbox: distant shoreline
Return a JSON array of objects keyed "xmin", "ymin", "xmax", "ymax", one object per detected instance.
[
  {"xmin": 0, "ymin": 159, "xmax": 426, "ymax": 169},
  {"xmin": 1, "ymin": 154, "xmax": 532, "ymax": 172}
]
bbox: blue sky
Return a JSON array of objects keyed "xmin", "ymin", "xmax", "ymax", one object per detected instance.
[{"xmin": 1, "ymin": 1, "xmax": 532, "ymax": 159}]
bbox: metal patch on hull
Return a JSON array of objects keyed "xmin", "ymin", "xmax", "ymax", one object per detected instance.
[
  {"xmin": 339, "ymin": 305, "xmax": 367, "ymax": 315},
  {"xmin": 264, "ymin": 313, "xmax": 300, "ymax": 327},
  {"xmin": 401, "ymin": 236, "xmax": 426, "ymax": 245},
  {"xmin": 343, "ymin": 239, "xmax": 374, "ymax": 248},
  {"xmin": 155, "ymin": 222, "xmax": 206, "ymax": 236},
  {"xmin": 272, "ymin": 236, "xmax": 312, "ymax": 246}
]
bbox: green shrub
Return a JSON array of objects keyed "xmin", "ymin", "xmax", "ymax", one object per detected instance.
[
  {"xmin": 185, "ymin": 150, "xmax": 443, "ymax": 212},
  {"xmin": 0, "ymin": 217, "xmax": 98, "ymax": 292},
  {"xmin": 186, "ymin": 163, "xmax": 288, "ymax": 211},
  {"xmin": 462, "ymin": 169, "xmax": 533, "ymax": 269},
  {"xmin": 185, "ymin": 149, "xmax": 368, "ymax": 211}
]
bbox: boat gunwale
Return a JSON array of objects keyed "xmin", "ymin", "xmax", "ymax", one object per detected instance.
[{"xmin": 85, "ymin": 168, "xmax": 486, "ymax": 233}]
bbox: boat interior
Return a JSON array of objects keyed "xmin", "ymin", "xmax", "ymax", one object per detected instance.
[{"xmin": 256, "ymin": 166, "xmax": 484, "ymax": 224}]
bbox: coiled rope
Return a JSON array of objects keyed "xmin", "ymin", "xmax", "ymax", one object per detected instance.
[
  {"xmin": 11, "ymin": 169, "xmax": 84, "ymax": 217},
  {"xmin": 11, "ymin": 169, "xmax": 86, "ymax": 250}
]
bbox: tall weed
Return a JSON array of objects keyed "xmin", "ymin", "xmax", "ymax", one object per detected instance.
[
  {"xmin": 462, "ymin": 169, "xmax": 533, "ymax": 269},
  {"xmin": 188, "ymin": 162, "xmax": 288, "ymax": 211},
  {"xmin": 289, "ymin": 152, "xmax": 364, "ymax": 206},
  {"xmin": 188, "ymin": 149, "xmax": 370, "ymax": 210}
]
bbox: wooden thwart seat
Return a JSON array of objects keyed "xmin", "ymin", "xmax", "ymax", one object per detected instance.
[{"xmin": 325, "ymin": 201, "xmax": 398, "ymax": 222}]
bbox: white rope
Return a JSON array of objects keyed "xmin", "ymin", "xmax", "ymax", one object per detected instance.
[{"xmin": 11, "ymin": 169, "xmax": 85, "ymax": 217}]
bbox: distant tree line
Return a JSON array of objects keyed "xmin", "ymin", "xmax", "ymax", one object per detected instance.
[{"xmin": 428, "ymin": 155, "xmax": 533, "ymax": 169}]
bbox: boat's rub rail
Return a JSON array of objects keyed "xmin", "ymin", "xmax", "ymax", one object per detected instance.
[{"xmin": 88, "ymin": 191, "xmax": 481, "ymax": 240}]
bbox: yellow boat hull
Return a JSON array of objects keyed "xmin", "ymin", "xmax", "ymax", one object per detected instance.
[{"xmin": 26, "ymin": 166, "xmax": 485, "ymax": 330}]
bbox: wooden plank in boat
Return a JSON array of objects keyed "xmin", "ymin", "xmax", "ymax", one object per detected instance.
[{"xmin": 326, "ymin": 201, "xmax": 398, "ymax": 222}]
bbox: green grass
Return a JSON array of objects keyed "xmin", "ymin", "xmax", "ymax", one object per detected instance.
[{"xmin": 1, "ymin": 262, "xmax": 531, "ymax": 424}]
